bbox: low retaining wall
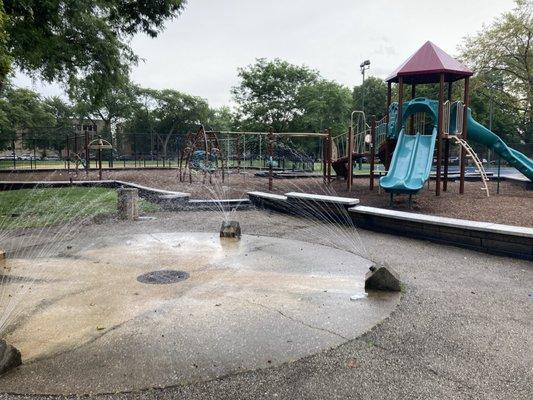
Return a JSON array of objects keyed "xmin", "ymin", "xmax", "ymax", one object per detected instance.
[
  {"xmin": 0, "ymin": 180, "xmax": 252, "ymax": 212},
  {"xmin": 0, "ymin": 180, "xmax": 190, "ymax": 206},
  {"xmin": 249, "ymin": 191, "xmax": 359, "ymax": 221},
  {"xmin": 350, "ymin": 206, "xmax": 532, "ymax": 261},
  {"xmin": 248, "ymin": 191, "xmax": 533, "ymax": 261}
]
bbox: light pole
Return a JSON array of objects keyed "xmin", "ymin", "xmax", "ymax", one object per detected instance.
[{"xmin": 360, "ymin": 60, "xmax": 371, "ymax": 113}]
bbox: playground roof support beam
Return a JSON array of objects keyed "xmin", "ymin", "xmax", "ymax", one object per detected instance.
[
  {"xmin": 443, "ymin": 81, "xmax": 453, "ymax": 192},
  {"xmin": 410, "ymin": 84, "xmax": 416, "ymax": 133},
  {"xmin": 436, "ymin": 73, "xmax": 445, "ymax": 196},
  {"xmin": 385, "ymin": 81, "xmax": 392, "ymax": 169},
  {"xmin": 397, "ymin": 77, "xmax": 404, "ymax": 136}
]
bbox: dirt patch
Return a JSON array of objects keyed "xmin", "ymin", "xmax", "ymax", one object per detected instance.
[{"xmin": 1, "ymin": 169, "xmax": 532, "ymax": 227}]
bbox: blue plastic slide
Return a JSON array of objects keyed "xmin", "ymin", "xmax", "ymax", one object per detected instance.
[
  {"xmin": 379, "ymin": 98, "xmax": 532, "ymax": 194},
  {"xmin": 379, "ymin": 126, "xmax": 437, "ymax": 194}
]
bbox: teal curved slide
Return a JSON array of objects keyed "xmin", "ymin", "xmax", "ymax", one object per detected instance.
[{"xmin": 467, "ymin": 111, "xmax": 533, "ymax": 180}]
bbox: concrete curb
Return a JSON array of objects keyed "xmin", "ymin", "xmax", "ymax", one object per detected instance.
[
  {"xmin": 349, "ymin": 206, "xmax": 533, "ymax": 260},
  {"xmin": 247, "ymin": 191, "xmax": 533, "ymax": 261}
]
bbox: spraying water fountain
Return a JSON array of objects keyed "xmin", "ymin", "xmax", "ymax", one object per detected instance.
[{"xmin": 0, "ymin": 161, "xmax": 401, "ymax": 395}]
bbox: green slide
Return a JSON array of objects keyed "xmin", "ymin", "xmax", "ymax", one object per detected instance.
[
  {"xmin": 467, "ymin": 111, "xmax": 533, "ymax": 180},
  {"xmin": 379, "ymin": 127, "xmax": 437, "ymax": 194},
  {"xmin": 379, "ymin": 98, "xmax": 532, "ymax": 195},
  {"xmin": 380, "ymin": 98, "xmax": 439, "ymax": 194}
]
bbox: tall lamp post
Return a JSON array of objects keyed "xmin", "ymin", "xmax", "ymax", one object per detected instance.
[{"xmin": 360, "ymin": 59, "xmax": 371, "ymax": 113}]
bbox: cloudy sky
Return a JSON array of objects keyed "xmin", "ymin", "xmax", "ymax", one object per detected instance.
[{"xmin": 14, "ymin": 0, "xmax": 515, "ymax": 107}]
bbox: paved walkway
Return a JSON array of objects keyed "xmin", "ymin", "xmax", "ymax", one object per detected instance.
[{"xmin": 1, "ymin": 210, "xmax": 531, "ymax": 399}]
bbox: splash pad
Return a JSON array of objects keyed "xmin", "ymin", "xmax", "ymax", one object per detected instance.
[{"xmin": 0, "ymin": 230, "xmax": 398, "ymax": 395}]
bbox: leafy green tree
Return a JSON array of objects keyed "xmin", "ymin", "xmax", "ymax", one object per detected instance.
[
  {"xmin": 0, "ymin": 5, "xmax": 11, "ymax": 92},
  {"xmin": 125, "ymin": 88, "xmax": 210, "ymax": 158},
  {"xmin": 459, "ymin": 0, "xmax": 532, "ymax": 142},
  {"xmin": 0, "ymin": 85, "xmax": 55, "ymax": 150},
  {"xmin": 42, "ymin": 96, "xmax": 76, "ymax": 146},
  {"xmin": 232, "ymin": 58, "xmax": 320, "ymax": 132},
  {"xmin": 297, "ymin": 79, "xmax": 352, "ymax": 134},
  {"xmin": 207, "ymin": 106, "xmax": 237, "ymax": 131},
  {"xmin": 70, "ymin": 79, "xmax": 136, "ymax": 136},
  {"xmin": 352, "ymin": 76, "xmax": 387, "ymax": 118},
  {"xmin": 2, "ymin": 0, "xmax": 186, "ymax": 99}
]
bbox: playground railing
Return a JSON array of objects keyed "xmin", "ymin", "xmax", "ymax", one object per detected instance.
[
  {"xmin": 443, "ymin": 100, "xmax": 464, "ymax": 135},
  {"xmin": 375, "ymin": 115, "xmax": 388, "ymax": 149}
]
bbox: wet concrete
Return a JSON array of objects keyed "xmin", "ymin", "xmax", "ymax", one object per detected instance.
[{"xmin": 0, "ymin": 232, "xmax": 398, "ymax": 395}]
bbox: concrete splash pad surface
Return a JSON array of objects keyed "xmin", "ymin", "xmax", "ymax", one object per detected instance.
[{"xmin": 0, "ymin": 232, "xmax": 399, "ymax": 395}]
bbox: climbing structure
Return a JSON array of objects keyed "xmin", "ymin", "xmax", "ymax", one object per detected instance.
[{"xmin": 178, "ymin": 126, "xmax": 225, "ymax": 184}]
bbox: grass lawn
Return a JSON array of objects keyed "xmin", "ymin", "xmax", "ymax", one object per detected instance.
[{"xmin": 0, "ymin": 187, "xmax": 158, "ymax": 229}]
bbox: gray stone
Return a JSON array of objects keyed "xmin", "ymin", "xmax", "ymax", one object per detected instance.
[
  {"xmin": 0, "ymin": 340, "xmax": 21, "ymax": 376},
  {"xmin": 220, "ymin": 221, "xmax": 241, "ymax": 238},
  {"xmin": 365, "ymin": 264, "xmax": 401, "ymax": 292},
  {"xmin": 0, "ymin": 249, "xmax": 5, "ymax": 260},
  {"xmin": 117, "ymin": 188, "xmax": 139, "ymax": 220}
]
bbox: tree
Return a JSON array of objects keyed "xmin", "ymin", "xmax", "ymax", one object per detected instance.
[
  {"xmin": 232, "ymin": 58, "xmax": 320, "ymax": 132},
  {"xmin": 297, "ymin": 80, "xmax": 352, "ymax": 134},
  {"xmin": 207, "ymin": 106, "xmax": 237, "ymax": 131},
  {"xmin": 70, "ymin": 79, "xmax": 136, "ymax": 136},
  {"xmin": 459, "ymin": 0, "xmax": 532, "ymax": 142},
  {"xmin": 125, "ymin": 88, "xmax": 211, "ymax": 159},
  {"xmin": 2, "ymin": 1, "xmax": 186, "ymax": 100},
  {"xmin": 42, "ymin": 96, "xmax": 79, "ymax": 152},
  {"xmin": 352, "ymin": 77, "xmax": 387, "ymax": 118},
  {"xmin": 0, "ymin": 85, "xmax": 55, "ymax": 150},
  {"xmin": 0, "ymin": 5, "xmax": 11, "ymax": 91}
]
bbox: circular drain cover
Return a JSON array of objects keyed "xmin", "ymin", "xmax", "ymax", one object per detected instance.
[{"xmin": 137, "ymin": 270, "xmax": 189, "ymax": 285}]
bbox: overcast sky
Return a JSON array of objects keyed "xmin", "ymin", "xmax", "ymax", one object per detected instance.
[{"xmin": 13, "ymin": 0, "xmax": 515, "ymax": 108}]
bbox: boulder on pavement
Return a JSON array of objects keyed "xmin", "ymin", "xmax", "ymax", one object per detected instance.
[{"xmin": 365, "ymin": 264, "xmax": 401, "ymax": 292}]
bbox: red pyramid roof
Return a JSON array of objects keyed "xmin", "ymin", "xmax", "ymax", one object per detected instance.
[{"xmin": 386, "ymin": 41, "xmax": 472, "ymax": 84}]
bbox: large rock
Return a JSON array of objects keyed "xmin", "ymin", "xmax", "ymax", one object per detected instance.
[
  {"xmin": 365, "ymin": 264, "xmax": 401, "ymax": 292},
  {"xmin": 220, "ymin": 221, "xmax": 241, "ymax": 238},
  {"xmin": 0, "ymin": 340, "xmax": 21, "ymax": 376}
]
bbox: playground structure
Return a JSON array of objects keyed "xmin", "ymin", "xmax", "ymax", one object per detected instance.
[
  {"xmin": 331, "ymin": 111, "xmax": 388, "ymax": 192},
  {"xmin": 178, "ymin": 126, "xmax": 333, "ymax": 190},
  {"xmin": 1, "ymin": 41, "xmax": 530, "ymax": 205},
  {"xmin": 178, "ymin": 126, "xmax": 225, "ymax": 184},
  {"xmin": 335, "ymin": 41, "xmax": 532, "ymax": 204}
]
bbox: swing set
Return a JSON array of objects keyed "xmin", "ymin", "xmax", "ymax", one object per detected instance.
[{"xmin": 178, "ymin": 126, "xmax": 333, "ymax": 190}]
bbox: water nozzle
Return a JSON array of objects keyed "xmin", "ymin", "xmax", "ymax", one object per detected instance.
[{"xmin": 220, "ymin": 221, "xmax": 241, "ymax": 239}]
